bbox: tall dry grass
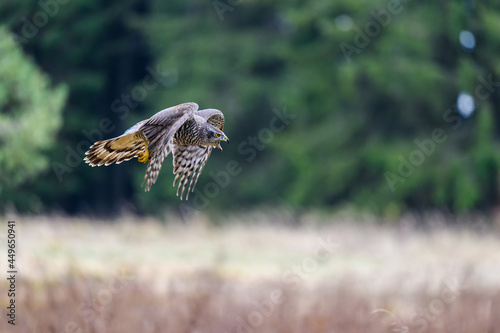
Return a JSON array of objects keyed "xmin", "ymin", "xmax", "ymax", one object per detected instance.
[
  {"xmin": 1, "ymin": 213, "xmax": 499, "ymax": 332},
  {"xmin": 4, "ymin": 271, "xmax": 500, "ymax": 333}
]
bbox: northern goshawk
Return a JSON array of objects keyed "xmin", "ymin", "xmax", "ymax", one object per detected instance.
[{"xmin": 84, "ymin": 102, "xmax": 228, "ymax": 199}]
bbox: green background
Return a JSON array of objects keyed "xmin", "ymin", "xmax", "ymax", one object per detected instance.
[{"xmin": 1, "ymin": 0, "xmax": 500, "ymax": 218}]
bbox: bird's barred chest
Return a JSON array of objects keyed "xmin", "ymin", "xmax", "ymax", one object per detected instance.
[{"xmin": 173, "ymin": 121, "xmax": 203, "ymax": 145}]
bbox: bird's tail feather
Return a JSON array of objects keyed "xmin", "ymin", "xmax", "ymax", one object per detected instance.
[{"xmin": 84, "ymin": 132, "xmax": 147, "ymax": 167}]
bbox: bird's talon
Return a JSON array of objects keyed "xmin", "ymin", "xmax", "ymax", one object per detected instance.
[{"xmin": 138, "ymin": 149, "xmax": 149, "ymax": 163}]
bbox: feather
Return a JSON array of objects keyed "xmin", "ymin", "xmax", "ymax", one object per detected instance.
[
  {"xmin": 172, "ymin": 145, "xmax": 212, "ymax": 200},
  {"xmin": 84, "ymin": 132, "xmax": 147, "ymax": 166}
]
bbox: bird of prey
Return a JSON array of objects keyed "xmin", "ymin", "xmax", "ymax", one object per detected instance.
[{"xmin": 84, "ymin": 102, "xmax": 228, "ymax": 200}]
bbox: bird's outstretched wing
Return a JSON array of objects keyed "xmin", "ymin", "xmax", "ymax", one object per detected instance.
[
  {"xmin": 172, "ymin": 145, "xmax": 213, "ymax": 200},
  {"xmin": 84, "ymin": 131, "xmax": 148, "ymax": 166},
  {"xmin": 141, "ymin": 102, "xmax": 199, "ymax": 191},
  {"xmin": 141, "ymin": 103, "xmax": 199, "ymax": 147},
  {"xmin": 195, "ymin": 108, "xmax": 225, "ymax": 131}
]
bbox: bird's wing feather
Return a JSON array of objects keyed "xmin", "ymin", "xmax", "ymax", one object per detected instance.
[
  {"xmin": 172, "ymin": 145, "xmax": 213, "ymax": 200},
  {"xmin": 195, "ymin": 108, "xmax": 225, "ymax": 130},
  {"xmin": 140, "ymin": 102, "xmax": 199, "ymax": 148},
  {"xmin": 84, "ymin": 131, "xmax": 147, "ymax": 166},
  {"xmin": 141, "ymin": 103, "xmax": 199, "ymax": 191}
]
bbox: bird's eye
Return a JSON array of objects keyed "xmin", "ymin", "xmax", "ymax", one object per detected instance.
[{"xmin": 215, "ymin": 133, "xmax": 220, "ymax": 138}]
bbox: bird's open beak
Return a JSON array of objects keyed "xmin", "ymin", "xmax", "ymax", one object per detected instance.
[{"xmin": 217, "ymin": 135, "xmax": 229, "ymax": 150}]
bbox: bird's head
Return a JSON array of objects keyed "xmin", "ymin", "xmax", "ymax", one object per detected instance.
[{"xmin": 204, "ymin": 124, "xmax": 229, "ymax": 150}]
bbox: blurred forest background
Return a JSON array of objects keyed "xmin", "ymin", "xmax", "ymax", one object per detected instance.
[
  {"xmin": 1, "ymin": 0, "xmax": 500, "ymax": 218},
  {"xmin": 2, "ymin": 2, "xmax": 500, "ymax": 331}
]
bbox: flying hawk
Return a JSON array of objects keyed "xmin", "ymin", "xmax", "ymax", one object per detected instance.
[{"xmin": 84, "ymin": 102, "xmax": 228, "ymax": 199}]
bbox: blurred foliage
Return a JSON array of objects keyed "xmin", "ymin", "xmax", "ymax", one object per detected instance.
[
  {"xmin": 1, "ymin": 0, "xmax": 500, "ymax": 217},
  {"xmin": 0, "ymin": 0, "xmax": 150, "ymax": 213},
  {"xmin": 0, "ymin": 25, "xmax": 67, "ymax": 211}
]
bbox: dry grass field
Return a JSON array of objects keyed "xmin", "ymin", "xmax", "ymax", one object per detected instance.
[{"xmin": 1, "ymin": 212, "xmax": 500, "ymax": 332}]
